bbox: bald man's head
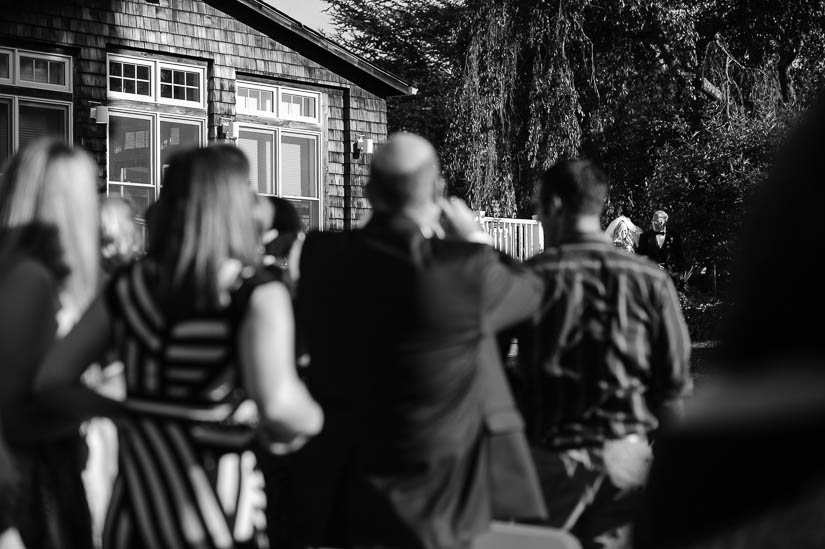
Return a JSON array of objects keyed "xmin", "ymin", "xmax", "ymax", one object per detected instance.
[{"xmin": 367, "ymin": 132, "xmax": 442, "ymax": 214}]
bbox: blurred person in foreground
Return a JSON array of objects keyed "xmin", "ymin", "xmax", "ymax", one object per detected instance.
[
  {"xmin": 517, "ymin": 160, "xmax": 691, "ymax": 549},
  {"xmin": 0, "ymin": 138, "xmax": 100, "ymax": 549},
  {"xmin": 635, "ymin": 98, "xmax": 825, "ymax": 549},
  {"xmin": 34, "ymin": 145, "xmax": 323, "ymax": 549},
  {"xmin": 80, "ymin": 196, "xmax": 142, "ymax": 546},
  {"xmin": 1, "ymin": 419, "xmax": 25, "ymax": 549},
  {"xmin": 282, "ymin": 132, "xmax": 547, "ymax": 549}
]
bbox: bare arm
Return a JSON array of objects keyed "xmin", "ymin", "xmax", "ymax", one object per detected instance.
[
  {"xmin": 238, "ymin": 281, "xmax": 323, "ymax": 450},
  {"xmin": 34, "ymin": 296, "xmax": 124, "ymax": 421}
]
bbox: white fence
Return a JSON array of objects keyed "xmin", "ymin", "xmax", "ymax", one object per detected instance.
[{"xmin": 479, "ymin": 215, "xmax": 544, "ymax": 261}]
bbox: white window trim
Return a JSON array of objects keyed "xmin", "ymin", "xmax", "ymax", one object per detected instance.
[
  {"xmin": 237, "ymin": 122, "xmax": 323, "ymax": 227},
  {"xmin": 236, "ymin": 81, "xmax": 321, "ymax": 124},
  {"xmin": 0, "ymin": 48, "xmax": 72, "ymax": 92},
  {"xmin": 106, "ymin": 54, "xmax": 206, "ymax": 109},
  {"xmin": 279, "ymin": 130, "xmax": 321, "ymax": 201},
  {"xmin": 237, "ymin": 123, "xmax": 278, "ymax": 195},
  {"xmin": 0, "ymin": 48, "xmax": 13, "ymax": 85},
  {"xmin": 16, "ymin": 50, "xmax": 72, "ymax": 93},
  {"xmin": 0, "ymin": 93, "xmax": 73, "ymax": 152},
  {"xmin": 278, "ymin": 87, "xmax": 321, "ymax": 124},
  {"xmin": 107, "ymin": 54, "xmax": 155, "ymax": 103},
  {"xmin": 157, "ymin": 61, "xmax": 206, "ymax": 108},
  {"xmin": 107, "ymin": 108, "xmax": 206, "ymax": 201},
  {"xmin": 236, "ymin": 81, "xmax": 277, "ymax": 118}
]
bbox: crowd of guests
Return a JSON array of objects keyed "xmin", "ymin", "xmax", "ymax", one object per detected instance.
[{"xmin": 1, "ymin": 95, "xmax": 824, "ymax": 549}]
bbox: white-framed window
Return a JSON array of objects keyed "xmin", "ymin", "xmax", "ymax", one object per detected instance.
[
  {"xmin": 108, "ymin": 55, "xmax": 153, "ymax": 100},
  {"xmin": 236, "ymin": 81, "xmax": 320, "ymax": 123},
  {"xmin": 279, "ymin": 88, "xmax": 319, "ymax": 123},
  {"xmin": 107, "ymin": 54, "xmax": 205, "ymax": 108},
  {"xmin": 107, "ymin": 110, "xmax": 206, "ymax": 236},
  {"xmin": 0, "ymin": 48, "xmax": 72, "ymax": 92},
  {"xmin": 237, "ymin": 124, "xmax": 321, "ymax": 230},
  {"xmin": 0, "ymin": 49, "xmax": 12, "ymax": 85},
  {"xmin": 0, "ymin": 94, "xmax": 72, "ymax": 174},
  {"xmin": 236, "ymin": 82, "xmax": 276, "ymax": 118}
]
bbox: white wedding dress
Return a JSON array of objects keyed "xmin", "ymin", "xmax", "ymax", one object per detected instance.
[{"xmin": 604, "ymin": 216, "xmax": 642, "ymax": 253}]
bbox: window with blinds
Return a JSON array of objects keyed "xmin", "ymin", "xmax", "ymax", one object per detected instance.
[
  {"xmin": 17, "ymin": 102, "xmax": 67, "ymax": 150},
  {"xmin": 237, "ymin": 129, "xmax": 275, "ymax": 195},
  {"xmin": 0, "ymin": 46, "xmax": 73, "ymax": 162}
]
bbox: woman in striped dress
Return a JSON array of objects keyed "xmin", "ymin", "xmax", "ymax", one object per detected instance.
[{"xmin": 35, "ymin": 145, "xmax": 324, "ymax": 549}]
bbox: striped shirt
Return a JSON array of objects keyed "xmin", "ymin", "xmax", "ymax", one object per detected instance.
[{"xmin": 519, "ymin": 232, "xmax": 691, "ymax": 450}]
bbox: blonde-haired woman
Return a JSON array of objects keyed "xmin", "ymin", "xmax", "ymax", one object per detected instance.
[{"xmin": 0, "ymin": 138, "xmax": 100, "ymax": 549}]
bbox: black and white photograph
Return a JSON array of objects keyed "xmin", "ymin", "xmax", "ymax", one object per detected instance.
[{"xmin": 1, "ymin": 1, "xmax": 824, "ymax": 548}]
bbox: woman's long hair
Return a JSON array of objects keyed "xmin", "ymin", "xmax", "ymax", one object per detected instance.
[
  {"xmin": 147, "ymin": 145, "xmax": 259, "ymax": 311},
  {"xmin": 0, "ymin": 138, "xmax": 99, "ymax": 324}
]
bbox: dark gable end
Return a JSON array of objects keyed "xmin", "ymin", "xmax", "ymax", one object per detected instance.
[{"xmin": 204, "ymin": 0, "xmax": 415, "ymax": 99}]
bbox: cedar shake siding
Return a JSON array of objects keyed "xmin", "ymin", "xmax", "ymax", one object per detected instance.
[{"xmin": 0, "ymin": 0, "xmax": 410, "ymax": 230}]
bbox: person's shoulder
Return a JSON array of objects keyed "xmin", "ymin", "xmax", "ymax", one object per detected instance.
[{"xmin": 0, "ymin": 255, "xmax": 57, "ymax": 291}]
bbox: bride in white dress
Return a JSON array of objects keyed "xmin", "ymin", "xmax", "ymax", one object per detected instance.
[{"xmin": 604, "ymin": 215, "xmax": 642, "ymax": 253}]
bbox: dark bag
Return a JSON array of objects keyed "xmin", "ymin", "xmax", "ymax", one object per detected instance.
[{"xmin": 476, "ymin": 340, "xmax": 548, "ymax": 521}]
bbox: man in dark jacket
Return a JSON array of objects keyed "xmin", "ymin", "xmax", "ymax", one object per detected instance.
[
  {"xmin": 635, "ymin": 210, "xmax": 685, "ymax": 284},
  {"xmin": 282, "ymin": 133, "xmax": 547, "ymax": 549}
]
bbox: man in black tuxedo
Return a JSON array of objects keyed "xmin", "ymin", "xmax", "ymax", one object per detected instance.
[
  {"xmin": 636, "ymin": 210, "xmax": 685, "ymax": 283},
  {"xmin": 281, "ymin": 133, "xmax": 547, "ymax": 549}
]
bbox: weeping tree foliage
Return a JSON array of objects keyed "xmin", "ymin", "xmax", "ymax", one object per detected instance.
[
  {"xmin": 325, "ymin": 0, "xmax": 464, "ymax": 153},
  {"xmin": 326, "ymin": 0, "xmax": 825, "ymax": 282},
  {"xmin": 444, "ymin": 1, "xmax": 586, "ymax": 217}
]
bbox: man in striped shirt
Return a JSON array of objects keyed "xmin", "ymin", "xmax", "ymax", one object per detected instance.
[{"xmin": 517, "ymin": 160, "xmax": 691, "ymax": 549}]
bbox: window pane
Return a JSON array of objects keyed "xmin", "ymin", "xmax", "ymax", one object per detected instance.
[
  {"xmin": 19, "ymin": 58, "xmax": 33, "ymax": 81},
  {"xmin": 285, "ymin": 198, "xmax": 320, "ymax": 231},
  {"xmin": 0, "ymin": 53, "xmax": 10, "ymax": 80},
  {"xmin": 0, "ymin": 99, "xmax": 11, "ymax": 175},
  {"xmin": 280, "ymin": 134, "xmax": 317, "ymax": 198},
  {"xmin": 185, "ymin": 88, "xmax": 198, "ymax": 102},
  {"xmin": 248, "ymin": 89, "xmax": 259, "ymax": 111},
  {"xmin": 261, "ymin": 91, "xmax": 273, "ymax": 112},
  {"xmin": 109, "ymin": 77, "xmax": 122, "ymax": 93},
  {"xmin": 137, "ymin": 65, "xmax": 150, "ymax": 80},
  {"xmin": 238, "ymin": 130, "xmax": 274, "ymax": 195},
  {"xmin": 48, "ymin": 61, "xmax": 65, "ymax": 85},
  {"xmin": 302, "ymin": 96, "xmax": 316, "ymax": 118},
  {"xmin": 108, "ymin": 184, "xmax": 153, "ymax": 221},
  {"xmin": 18, "ymin": 103, "xmax": 68, "ymax": 150},
  {"xmin": 123, "ymin": 79, "xmax": 135, "ymax": 94},
  {"xmin": 110, "ymin": 61, "xmax": 122, "ymax": 77},
  {"xmin": 161, "ymin": 84, "xmax": 172, "ymax": 98},
  {"xmin": 173, "ymin": 70, "xmax": 185, "ymax": 85},
  {"xmin": 173, "ymin": 86, "xmax": 185, "ymax": 100},
  {"xmin": 186, "ymin": 72, "xmax": 198, "ymax": 87},
  {"xmin": 123, "ymin": 63, "xmax": 135, "ymax": 78},
  {"xmin": 160, "ymin": 68, "xmax": 171, "ymax": 83},
  {"xmin": 160, "ymin": 119, "xmax": 201, "ymax": 176},
  {"xmin": 137, "ymin": 80, "xmax": 150, "ymax": 96},
  {"xmin": 109, "ymin": 115, "xmax": 153, "ymax": 185}
]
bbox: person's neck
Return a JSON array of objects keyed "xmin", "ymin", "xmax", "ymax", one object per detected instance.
[{"xmin": 544, "ymin": 215, "xmax": 602, "ymax": 245}]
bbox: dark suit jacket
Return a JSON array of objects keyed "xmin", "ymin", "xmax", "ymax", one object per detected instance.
[
  {"xmin": 284, "ymin": 214, "xmax": 546, "ymax": 549},
  {"xmin": 636, "ymin": 229, "xmax": 684, "ymax": 275}
]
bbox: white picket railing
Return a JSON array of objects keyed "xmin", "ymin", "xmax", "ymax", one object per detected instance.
[{"xmin": 478, "ymin": 215, "xmax": 544, "ymax": 261}]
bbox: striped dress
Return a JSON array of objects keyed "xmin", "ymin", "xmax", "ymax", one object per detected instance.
[{"xmin": 101, "ymin": 261, "xmax": 271, "ymax": 549}]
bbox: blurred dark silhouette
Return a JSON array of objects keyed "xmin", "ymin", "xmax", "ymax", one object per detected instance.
[{"xmin": 636, "ymin": 96, "xmax": 825, "ymax": 548}]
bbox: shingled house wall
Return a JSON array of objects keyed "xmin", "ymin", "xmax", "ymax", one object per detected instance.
[{"xmin": 0, "ymin": 0, "xmax": 389, "ymax": 229}]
